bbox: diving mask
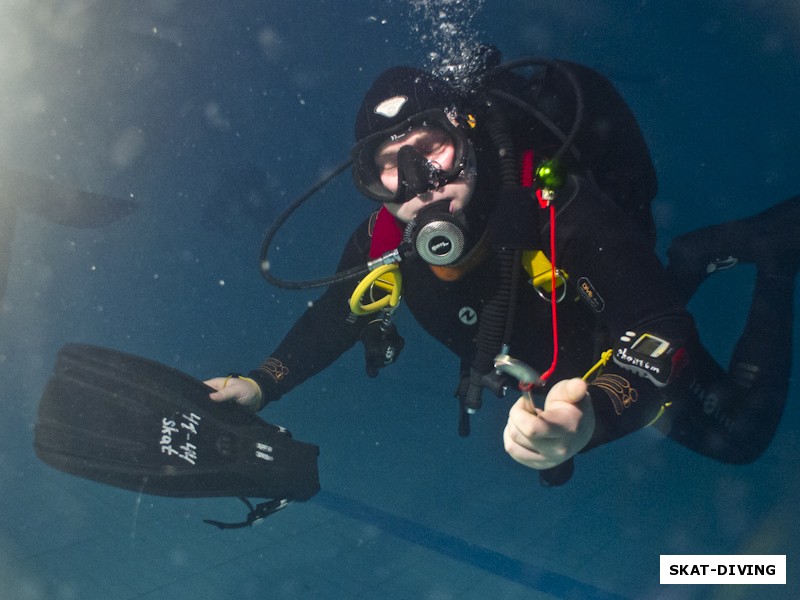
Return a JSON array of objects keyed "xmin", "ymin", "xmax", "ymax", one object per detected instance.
[{"xmin": 351, "ymin": 109, "xmax": 471, "ymax": 204}]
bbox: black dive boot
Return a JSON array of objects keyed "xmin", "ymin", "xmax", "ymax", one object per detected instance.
[{"xmin": 666, "ymin": 195, "xmax": 800, "ymax": 302}]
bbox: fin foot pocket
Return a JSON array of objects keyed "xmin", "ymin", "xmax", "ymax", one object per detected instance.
[{"xmin": 668, "ymin": 195, "xmax": 800, "ymax": 277}]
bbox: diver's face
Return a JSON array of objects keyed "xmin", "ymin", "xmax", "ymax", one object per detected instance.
[{"xmin": 375, "ymin": 127, "xmax": 475, "ymax": 222}]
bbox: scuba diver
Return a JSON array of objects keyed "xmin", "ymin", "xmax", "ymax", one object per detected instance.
[{"xmin": 205, "ymin": 52, "xmax": 798, "ymax": 484}]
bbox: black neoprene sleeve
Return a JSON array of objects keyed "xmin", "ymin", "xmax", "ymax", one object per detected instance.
[{"xmin": 248, "ymin": 217, "xmax": 374, "ymax": 407}]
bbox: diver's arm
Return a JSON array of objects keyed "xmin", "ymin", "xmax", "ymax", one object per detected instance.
[
  {"xmin": 205, "ymin": 279, "xmax": 363, "ymax": 411},
  {"xmin": 503, "ymin": 311, "xmax": 693, "ymax": 469},
  {"xmin": 581, "ymin": 313, "xmax": 694, "ymax": 449},
  {"xmin": 207, "ymin": 217, "xmax": 374, "ymax": 410},
  {"xmin": 549, "ymin": 176, "xmax": 696, "ymax": 449},
  {"xmin": 247, "ymin": 278, "xmax": 364, "ymax": 408},
  {"xmin": 503, "ymin": 288, "xmax": 692, "ymax": 466}
]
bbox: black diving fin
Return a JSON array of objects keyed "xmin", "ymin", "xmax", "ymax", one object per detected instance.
[{"xmin": 34, "ymin": 344, "xmax": 320, "ymax": 528}]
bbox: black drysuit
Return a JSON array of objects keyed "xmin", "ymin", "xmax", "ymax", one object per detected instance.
[{"xmin": 250, "ymin": 171, "xmax": 699, "ymax": 453}]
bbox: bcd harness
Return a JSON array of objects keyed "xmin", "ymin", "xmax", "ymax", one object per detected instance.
[{"xmin": 351, "ymin": 140, "xmax": 570, "ymax": 439}]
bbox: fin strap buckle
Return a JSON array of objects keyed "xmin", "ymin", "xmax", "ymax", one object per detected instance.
[{"xmin": 204, "ymin": 497, "xmax": 291, "ymax": 529}]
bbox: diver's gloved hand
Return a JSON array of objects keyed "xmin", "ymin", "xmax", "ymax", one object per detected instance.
[
  {"xmin": 503, "ymin": 378, "xmax": 595, "ymax": 470},
  {"xmin": 204, "ymin": 374, "xmax": 263, "ymax": 412},
  {"xmin": 360, "ymin": 320, "xmax": 405, "ymax": 378}
]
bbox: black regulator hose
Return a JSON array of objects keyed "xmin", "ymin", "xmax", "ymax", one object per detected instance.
[
  {"xmin": 460, "ymin": 106, "xmax": 526, "ymax": 419},
  {"xmin": 481, "ymin": 58, "xmax": 585, "ymax": 168},
  {"xmin": 461, "ymin": 248, "xmax": 520, "ymax": 415},
  {"xmin": 258, "ymin": 159, "xmax": 371, "ymax": 290},
  {"xmin": 483, "ymin": 105, "xmax": 520, "ymax": 190}
]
